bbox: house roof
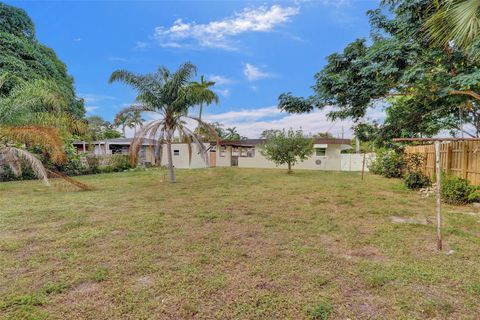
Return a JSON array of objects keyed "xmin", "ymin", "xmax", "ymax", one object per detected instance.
[
  {"xmin": 211, "ymin": 138, "xmax": 352, "ymax": 147},
  {"xmin": 73, "ymin": 138, "xmax": 157, "ymax": 146}
]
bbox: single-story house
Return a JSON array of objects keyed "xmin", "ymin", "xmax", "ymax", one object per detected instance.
[
  {"xmin": 73, "ymin": 137, "xmax": 373, "ymax": 171},
  {"xmin": 73, "ymin": 138, "xmax": 158, "ymax": 166},
  {"xmin": 211, "ymin": 138, "xmax": 352, "ymax": 170}
]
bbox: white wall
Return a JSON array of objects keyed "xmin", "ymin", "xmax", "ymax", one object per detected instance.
[
  {"xmin": 340, "ymin": 153, "xmax": 376, "ymax": 172},
  {"xmin": 218, "ymin": 144, "xmax": 343, "ymax": 171},
  {"xmin": 160, "ymin": 143, "xmax": 210, "ymax": 169}
]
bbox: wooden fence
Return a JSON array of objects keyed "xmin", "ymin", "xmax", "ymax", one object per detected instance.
[{"xmin": 405, "ymin": 141, "xmax": 480, "ymax": 185}]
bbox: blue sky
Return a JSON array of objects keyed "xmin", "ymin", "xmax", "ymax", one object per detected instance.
[{"xmin": 8, "ymin": 0, "xmax": 382, "ymax": 138}]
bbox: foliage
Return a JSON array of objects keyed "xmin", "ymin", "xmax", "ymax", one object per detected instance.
[
  {"xmin": 369, "ymin": 149, "xmax": 405, "ymax": 178},
  {"xmin": 307, "ymin": 301, "xmax": 333, "ymax": 320},
  {"xmin": 100, "ymin": 155, "xmax": 131, "ymax": 173},
  {"xmin": 260, "ymin": 128, "xmax": 313, "ymax": 173},
  {"xmin": 279, "ymin": 0, "xmax": 480, "ymax": 141},
  {"xmin": 190, "ymin": 75, "xmax": 218, "ymax": 121},
  {"xmin": 440, "ymin": 174, "xmax": 476, "ymax": 204},
  {"xmin": 109, "ymin": 62, "xmax": 220, "ymax": 182},
  {"xmin": 195, "ymin": 121, "xmax": 225, "ymax": 141},
  {"xmin": 114, "ymin": 110, "xmax": 144, "ymax": 137},
  {"xmin": 404, "ymin": 171, "xmax": 431, "ymax": 189},
  {"xmin": 85, "ymin": 116, "xmax": 121, "ymax": 141},
  {"xmin": 425, "ymin": 0, "xmax": 480, "ymax": 55},
  {"xmin": 223, "ymin": 127, "xmax": 246, "ymax": 141},
  {"xmin": 0, "ymin": 3, "xmax": 84, "ymax": 118}
]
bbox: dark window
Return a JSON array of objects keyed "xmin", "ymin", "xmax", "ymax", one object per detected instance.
[
  {"xmin": 315, "ymin": 148, "xmax": 326, "ymax": 156},
  {"xmin": 174, "ymin": 149, "xmax": 180, "ymax": 156}
]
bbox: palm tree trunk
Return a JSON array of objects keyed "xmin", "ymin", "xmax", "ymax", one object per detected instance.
[
  {"xmin": 199, "ymin": 103, "xmax": 203, "ymax": 121},
  {"xmin": 166, "ymin": 136, "xmax": 176, "ymax": 183},
  {"xmin": 122, "ymin": 126, "xmax": 126, "ymax": 138}
]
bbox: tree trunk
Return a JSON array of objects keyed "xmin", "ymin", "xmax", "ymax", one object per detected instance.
[
  {"xmin": 166, "ymin": 137, "xmax": 176, "ymax": 183},
  {"xmin": 287, "ymin": 162, "xmax": 292, "ymax": 173},
  {"xmin": 199, "ymin": 103, "xmax": 203, "ymax": 122},
  {"xmin": 122, "ymin": 126, "xmax": 126, "ymax": 138}
]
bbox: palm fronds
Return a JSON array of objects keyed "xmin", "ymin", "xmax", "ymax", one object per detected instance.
[
  {"xmin": 426, "ymin": 0, "xmax": 480, "ymax": 52},
  {"xmin": 0, "ymin": 126, "xmax": 66, "ymax": 164},
  {"xmin": 0, "ymin": 146, "xmax": 50, "ymax": 185}
]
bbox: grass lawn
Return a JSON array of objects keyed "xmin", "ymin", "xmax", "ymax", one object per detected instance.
[{"xmin": 1, "ymin": 168, "xmax": 480, "ymax": 319}]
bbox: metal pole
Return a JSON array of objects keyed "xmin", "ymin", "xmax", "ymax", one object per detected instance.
[
  {"xmin": 361, "ymin": 152, "xmax": 366, "ymax": 181},
  {"xmin": 435, "ymin": 141, "xmax": 442, "ymax": 251}
]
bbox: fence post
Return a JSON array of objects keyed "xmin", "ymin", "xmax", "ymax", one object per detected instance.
[
  {"xmin": 445, "ymin": 144, "xmax": 452, "ymax": 175},
  {"xmin": 463, "ymin": 143, "xmax": 469, "ymax": 179}
]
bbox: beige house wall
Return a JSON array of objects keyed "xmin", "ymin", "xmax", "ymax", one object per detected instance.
[
  {"xmin": 216, "ymin": 144, "xmax": 343, "ymax": 171},
  {"xmin": 160, "ymin": 143, "xmax": 209, "ymax": 169}
]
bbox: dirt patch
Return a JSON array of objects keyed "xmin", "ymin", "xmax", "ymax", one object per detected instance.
[
  {"xmin": 134, "ymin": 275, "xmax": 154, "ymax": 290},
  {"xmin": 69, "ymin": 281, "xmax": 100, "ymax": 296},
  {"xmin": 390, "ymin": 216, "xmax": 430, "ymax": 225},
  {"xmin": 346, "ymin": 246, "xmax": 385, "ymax": 262}
]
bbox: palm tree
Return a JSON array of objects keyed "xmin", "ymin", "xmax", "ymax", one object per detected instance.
[
  {"xmin": 425, "ymin": 0, "xmax": 480, "ymax": 53},
  {"xmin": 0, "ymin": 74, "xmax": 84, "ymax": 186},
  {"xmin": 114, "ymin": 112, "xmax": 130, "ymax": 137},
  {"xmin": 130, "ymin": 110, "xmax": 144, "ymax": 135},
  {"xmin": 109, "ymin": 62, "xmax": 219, "ymax": 183},
  {"xmin": 190, "ymin": 75, "xmax": 219, "ymax": 124},
  {"xmin": 425, "ymin": 0, "xmax": 480, "ymax": 102}
]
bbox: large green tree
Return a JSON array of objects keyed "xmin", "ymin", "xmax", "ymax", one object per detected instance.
[
  {"xmin": 280, "ymin": 0, "xmax": 480, "ymax": 142},
  {"xmin": 0, "ymin": 2, "xmax": 85, "ymax": 118}
]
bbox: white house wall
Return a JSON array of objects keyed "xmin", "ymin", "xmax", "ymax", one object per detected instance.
[
  {"xmin": 160, "ymin": 144, "xmax": 209, "ymax": 169},
  {"xmin": 216, "ymin": 144, "xmax": 343, "ymax": 171}
]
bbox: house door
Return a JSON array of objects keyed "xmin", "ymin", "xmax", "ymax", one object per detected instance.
[
  {"xmin": 231, "ymin": 156, "xmax": 239, "ymax": 167},
  {"xmin": 209, "ymin": 151, "xmax": 216, "ymax": 167}
]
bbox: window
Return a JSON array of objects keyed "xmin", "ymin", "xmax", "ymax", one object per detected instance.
[
  {"xmin": 219, "ymin": 146, "xmax": 226, "ymax": 157},
  {"xmin": 239, "ymin": 147, "xmax": 255, "ymax": 157},
  {"xmin": 173, "ymin": 149, "xmax": 180, "ymax": 156},
  {"xmin": 315, "ymin": 148, "xmax": 326, "ymax": 157}
]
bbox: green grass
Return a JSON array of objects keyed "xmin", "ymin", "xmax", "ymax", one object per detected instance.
[{"xmin": 1, "ymin": 168, "xmax": 480, "ymax": 319}]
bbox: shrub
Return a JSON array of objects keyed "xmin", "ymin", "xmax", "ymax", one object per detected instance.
[
  {"xmin": 404, "ymin": 171, "xmax": 431, "ymax": 190},
  {"xmin": 441, "ymin": 175, "xmax": 475, "ymax": 205},
  {"xmin": 369, "ymin": 149, "xmax": 405, "ymax": 178},
  {"xmin": 308, "ymin": 302, "xmax": 333, "ymax": 320}
]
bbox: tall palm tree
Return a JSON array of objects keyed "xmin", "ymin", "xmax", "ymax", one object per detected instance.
[
  {"xmin": 190, "ymin": 75, "xmax": 219, "ymax": 123},
  {"xmin": 130, "ymin": 110, "xmax": 144, "ymax": 135},
  {"xmin": 426, "ymin": 0, "xmax": 480, "ymax": 53},
  {"xmin": 109, "ymin": 62, "xmax": 219, "ymax": 183}
]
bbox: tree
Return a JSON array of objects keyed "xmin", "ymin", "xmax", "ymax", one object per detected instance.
[
  {"xmin": 109, "ymin": 62, "xmax": 219, "ymax": 182},
  {"xmin": 190, "ymin": 75, "xmax": 219, "ymax": 122},
  {"xmin": 260, "ymin": 129, "xmax": 313, "ymax": 173},
  {"xmin": 114, "ymin": 110, "xmax": 144, "ymax": 137},
  {"xmin": 224, "ymin": 127, "xmax": 246, "ymax": 141},
  {"xmin": 278, "ymin": 0, "xmax": 480, "ymax": 140},
  {"xmin": 0, "ymin": 74, "xmax": 79, "ymax": 185},
  {"xmin": 0, "ymin": 3, "xmax": 85, "ymax": 118},
  {"xmin": 86, "ymin": 116, "xmax": 121, "ymax": 141},
  {"xmin": 196, "ymin": 121, "xmax": 225, "ymax": 141},
  {"xmin": 425, "ymin": 0, "xmax": 480, "ymax": 54}
]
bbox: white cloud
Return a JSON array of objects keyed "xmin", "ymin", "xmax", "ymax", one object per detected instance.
[
  {"xmin": 108, "ymin": 56, "xmax": 129, "ymax": 62},
  {"xmin": 209, "ymin": 75, "xmax": 234, "ymax": 85},
  {"xmin": 203, "ymin": 106, "xmax": 385, "ymax": 138},
  {"xmin": 85, "ymin": 106, "xmax": 98, "ymax": 113},
  {"xmin": 78, "ymin": 93, "xmax": 115, "ymax": 104},
  {"xmin": 134, "ymin": 41, "xmax": 149, "ymax": 50},
  {"xmin": 215, "ymin": 88, "xmax": 230, "ymax": 98},
  {"xmin": 73, "ymin": 38, "xmax": 82, "ymax": 42},
  {"xmin": 153, "ymin": 5, "xmax": 299, "ymax": 50},
  {"xmin": 243, "ymin": 63, "xmax": 272, "ymax": 81}
]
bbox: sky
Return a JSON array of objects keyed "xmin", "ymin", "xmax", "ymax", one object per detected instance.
[{"xmin": 8, "ymin": 0, "xmax": 383, "ymax": 138}]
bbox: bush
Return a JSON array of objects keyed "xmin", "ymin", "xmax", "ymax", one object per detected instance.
[
  {"xmin": 441, "ymin": 175, "xmax": 476, "ymax": 205},
  {"xmin": 369, "ymin": 149, "xmax": 405, "ymax": 178},
  {"xmin": 404, "ymin": 171, "xmax": 431, "ymax": 190}
]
